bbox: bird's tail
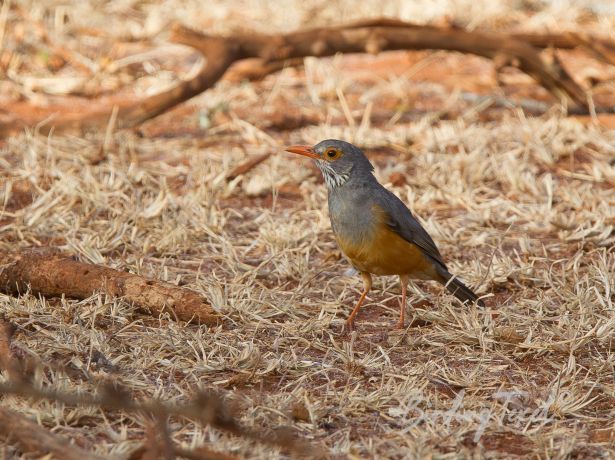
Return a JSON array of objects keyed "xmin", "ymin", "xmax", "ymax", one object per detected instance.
[{"xmin": 436, "ymin": 266, "xmax": 484, "ymax": 307}]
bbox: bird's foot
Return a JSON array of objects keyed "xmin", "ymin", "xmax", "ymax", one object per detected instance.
[{"xmin": 344, "ymin": 319, "xmax": 356, "ymax": 332}]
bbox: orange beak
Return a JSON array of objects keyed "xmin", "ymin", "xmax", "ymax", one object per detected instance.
[{"xmin": 285, "ymin": 145, "xmax": 319, "ymax": 160}]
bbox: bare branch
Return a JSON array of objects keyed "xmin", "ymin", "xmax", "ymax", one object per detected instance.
[
  {"xmin": 0, "ymin": 407, "xmax": 109, "ymax": 460},
  {"xmin": 0, "ymin": 318, "xmax": 108, "ymax": 460},
  {"xmin": 226, "ymin": 152, "xmax": 272, "ymax": 181},
  {"xmin": 3, "ymin": 19, "xmax": 611, "ymax": 135},
  {"xmin": 0, "ymin": 248, "xmax": 219, "ymax": 325},
  {"xmin": 0, "ymin": 381, "xmax": 318, "ymax": 456}
]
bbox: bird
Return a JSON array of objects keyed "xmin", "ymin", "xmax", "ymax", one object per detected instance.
[{"xmin": 285, "ymin": 139, "xmax": 484, "ymax": 331}]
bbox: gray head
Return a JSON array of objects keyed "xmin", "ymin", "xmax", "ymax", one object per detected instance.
[{"xmin": 285, "ymin": 139, "xmax": 374, "ymax": 189}]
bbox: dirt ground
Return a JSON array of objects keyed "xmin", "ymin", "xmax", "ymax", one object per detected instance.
[{"xmin": 1, "ymin": 1, "xmax": 615, "ymax": 458}]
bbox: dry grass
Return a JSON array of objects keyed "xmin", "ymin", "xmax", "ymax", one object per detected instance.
[{"xmin": 2, "ymin": 0, "xmax": 615, "ymax": 458}]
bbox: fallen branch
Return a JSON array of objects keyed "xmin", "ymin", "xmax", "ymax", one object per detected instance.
[
  {"xmin": 130, "ymin": 444, "xmax": 243, "ymax": 460},
  {"xmin": 226, "ymin": 151, "xmax": 272, "ymax": 181},
  {"xmin": 0, "ymin": 318, "xmax": 108, "ymax": 460},
  {"xmin": 174, "ymin": 445, "xmax": 243, "ymax": 460},
  {"xmin": 0, "ymin": 322, "xmax": 249, "ymax": 459},
  {"xmin": 225, "ymin": 57, "xmax": 305, "ymax": 82},
  {"xmin": 166, "ymin": 20, "xmax": 590, "ymax": 114},
  {"xmin": 510, "ymin": 31, "xmax": 615, "ymax": 66},
  {"xmin": 4, "ymin": 18, "xmax": 613, "ymax": 135},
  {"xmin": 0, "ymin": 381, "xmax": 317, "ymax": 456},
  {"xmin": 0, "ymin": 248, "xmax": 219, "ymax": 325},
  {"xmin": 349, "ymin": 19, "xmax": 615, "ymax": 64},
  {"xmin": 0, "ymin": 406, "xmax": 108, "ymax": 460},
  {"xmin": 0, "ymin": 320, "xmax": 22, "ymax": 381}
]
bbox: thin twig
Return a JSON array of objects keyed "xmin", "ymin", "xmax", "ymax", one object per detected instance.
[{"xmin": 226, "ymin": 152, "xmax": 272, "ymax": 181}]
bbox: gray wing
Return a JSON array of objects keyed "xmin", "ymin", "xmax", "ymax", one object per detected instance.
[{"xmin": 375, "ymin": 187, "xmax": 447, "ymax": 268}]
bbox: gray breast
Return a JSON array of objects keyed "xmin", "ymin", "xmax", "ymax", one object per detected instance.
[{"xmin": 327, "ymin": 182, "xmax": 377, "ymax": 246}]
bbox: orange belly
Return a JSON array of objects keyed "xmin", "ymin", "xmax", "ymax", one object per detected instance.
[{"xmin": 336, "ymin": 223, "xmax": 438, "ymax": 279}]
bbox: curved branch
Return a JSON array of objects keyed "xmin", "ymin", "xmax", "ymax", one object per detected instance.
[
  {"xmin": 3, "ymin": 19, "xmax": 612, "ymax": 135},
  {"xmin": 511, "ymin": 31, "xmax": 615, "ymax": 66},
  {"xmin": 117, "ymin": 31, "xmax": 239, "ymax": 128},
  {"xmin": 225, "ymin": 22, "xmax": 587, "ymax": 106}
]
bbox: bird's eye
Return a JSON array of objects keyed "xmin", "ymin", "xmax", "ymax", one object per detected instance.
[{"xmin": 325, "ymin": 148, "xmax": 340, "ymax": 161}]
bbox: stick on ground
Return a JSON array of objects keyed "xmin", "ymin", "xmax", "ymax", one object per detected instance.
[
  {"xmin": 0, "ymin": 406, "xmax": 109, "ymax": 460},
  {"xmin": 0, "ymin": 248, "xmax": 219, "ymax": 325},
  {"xmin": 226, "ymin": 151, "xmax": 273, "ymax": 181},
  {"xmin": 0, "ymin": 318, "xmax": 108, "ymax": 460}
]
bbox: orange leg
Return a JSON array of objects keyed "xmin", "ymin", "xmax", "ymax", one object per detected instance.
[
  {"xmin": 396, "ymin": 275, "xmax": 409, "ymax": 329},
  {"xmin": 346, "ymin": 272, "xmax": 372, "ymax": 331}
]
